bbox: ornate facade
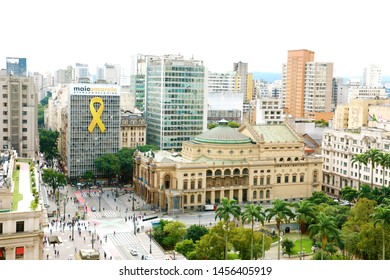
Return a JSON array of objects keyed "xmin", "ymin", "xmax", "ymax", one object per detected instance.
[{"xmin": 133, "ymin": 120, "xmax": 322, "ymax": 213}]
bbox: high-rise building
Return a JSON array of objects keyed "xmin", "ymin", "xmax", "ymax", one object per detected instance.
[
  {"xmin": 6, "ymin": 57, "xmax": 27, "ymax": 77},
  {"xmin": 130, "ymin": 54, "xmax": 150, "ymax": 111},
  {"xmin": 0, "ymin": 70, "xmax": 38, "ymax": 158},
  {"xmin": 66, "ymin": 84, "xmax": 120, "ymax": 179},
  {"xmin": 283, "ymin": 50, "xmax": 333, "ymax": 121},
  {"xmin": 363, "ymin": 64, "xmax": 382, "ymax": 87},
  {"xmin": 145, "ymin": 54, "xmax": 206, "ymax": 150},
  {"xmin": 74, "ymin": 63, "xmax": 89, "ymax": 83},
  {"xmin": 283, "ymin": 49, "xmax": 315, "ymax": 118}
]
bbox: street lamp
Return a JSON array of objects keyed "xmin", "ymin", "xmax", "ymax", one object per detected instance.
[
  {"xmin": 133, "ymin": 212, "xmax": 136, "ymax": 235},
  {"xmin": 132, "ymin": 191, "xmax": 135, "ymax": 211},
  {"xmin": 149, "ymin": 229, "xmax": 152, "ymax": 254},
  {"xmin": 63, "ymin": 195, "xmax": 66, "ymax": 221},
  {"xmin": 198, "ymin": 214, "xmax": 202, "ymax": 226},
  {"xmin": 98, "ymin": 191, "xmax": 102, "ymax": 211}
]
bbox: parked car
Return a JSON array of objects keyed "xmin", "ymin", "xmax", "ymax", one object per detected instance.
[{"xmin": 91, "ymin": 206, "xmax": 97, "ymax": 212}]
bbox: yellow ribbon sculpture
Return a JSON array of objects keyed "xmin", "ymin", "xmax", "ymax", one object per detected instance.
[{"xmin": 88, "ymin": 97, "xmax": 106, "ymax": 133}]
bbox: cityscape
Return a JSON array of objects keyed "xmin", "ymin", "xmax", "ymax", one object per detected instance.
[{"xmin": 0, "ymin": 49, "xmax": 390, "ymax": 263}]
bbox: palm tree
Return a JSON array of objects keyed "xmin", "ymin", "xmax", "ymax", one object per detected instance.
[
  {"xmin": 351, "ymin": 153, "xmax": 368, "ymax": 191},
  {"xmin": 241, "ymin": 204, "xmax": 265, "ymax": 260},
  {"xmin": 364, "ymin": 149, "xmax": 382, "ymax": 189},
  {"xmin": 375, "ymin": 152, "xmax": 390, "ymax": 187},
  {"xmin": 293, "ymin": 200, "xmax": 316, "ymax": 260},
  {"xmin": 370, "ymin": 204, "xmax": 390, "ymax": 260},
  {"xmin": 308, "ymin": 212, "xmax": 339, "ymax": 260},
  {"xmin": 215, "ymin": 197, "xmax": 241, "ymax": 260},
  {"xmin": 265, "ymin": 199, "xmax": 295, "ymax": 260}
]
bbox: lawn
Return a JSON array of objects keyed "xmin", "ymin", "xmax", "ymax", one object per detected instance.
[{"xmin": 12, "ymin": 169, "xmax": 23, "ymax": 211}]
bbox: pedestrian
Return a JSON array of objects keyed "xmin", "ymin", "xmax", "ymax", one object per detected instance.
[
  {"xmin": 47, "ymin": 254, "xmax": 49, "ymax": 260},
  {"xmin": 113, "ymin": 231, "xmax": 116, "ymax": 236}
]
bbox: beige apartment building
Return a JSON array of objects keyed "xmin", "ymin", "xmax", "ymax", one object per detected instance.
[
  {"xmin": 0, "ymin": 70, "xmax": 39, "ymax": 158},
  {"xmin": 0, "ymin": 151, "xmax": 44, "ymax": 260},
  {"xmin": 133, "ymin": 120, "xmax": 322, "ymax": 213},
  {"xmin": 120, "ymin": 112, "xmax": 147, "ymax": 149}
]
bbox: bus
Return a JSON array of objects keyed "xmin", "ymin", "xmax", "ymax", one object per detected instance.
[{"xmin": 203, "ymin": 204, "xmax": 216, "ymax": 211}]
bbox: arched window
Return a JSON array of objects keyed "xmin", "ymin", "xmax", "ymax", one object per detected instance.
[
  {"xmin": 279, "ymin": 158, "xmax": 284, "ymax": 162},
  {"xmin": 313, "ymin": 170, "xmax": 318, "ymax": 182},
  {"xmin": 215, "ymin": 169, "xmax": 222, "ymax": 176},
  {"xmin": 164, "ymin": 175, "xmax": 170, "ymax": 189},
  {"xmin": 233, "ymin": 168, "xmax": 240, "ymax": 175},
  {"xmin": 206, "ymin": 170, "xmax": 213, "ymax": 176},
  {"xmin": 260, "ymin": 190, "xmax": 264, "ymax": 199},
  {"xmin": 183, "ymin": 180, "xmax": 188, "ymax": 189},
  {"xmin": 300, "ymin": 173, "xmax": 305, "ymax": 182},
  {"xmin": 243, "ymin": 168, "xmax": 249, "ymax": 175},
  {"xmin": 190, "ymin": 195, "xmax": 195, "ymax": 203},
  {"xmin": 191, "ymin": 180, "xmax": 195, "ymax": 189},
  {"xmin": 197, "ymin": 179, "xmax": 202, "ymax": 189},
  {"xmin": 253, "ymin": 191, "xmax": 257, "ymax": 199},
  {"xmin": 266, "ymin": 190, "xmax": 270, "ymax": 198},
  {"xmin": 224, "ymin": 169, "xmax": 231, "ymax": 176},
  {"xmin": 197, "ymin": 194, "xmax": 202, "ymax": 203},
  {"xmin": 183, "ymin": 195, "xmax": 187, "ymax": 204}
]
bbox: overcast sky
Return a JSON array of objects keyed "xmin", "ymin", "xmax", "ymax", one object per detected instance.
[{"xmin": 1, "ymin": 0, "xmax": 388, "ymax": 78}]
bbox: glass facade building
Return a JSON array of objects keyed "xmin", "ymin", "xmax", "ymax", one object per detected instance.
[
  {"xmin": 67, "ymin": 84, "xmax": 120, "ymax": 179},
  {"xmin": 145, "ymin": 55, "xmax": 206, "ymax": 150}
]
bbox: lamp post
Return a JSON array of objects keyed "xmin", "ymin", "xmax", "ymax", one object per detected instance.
[
  {"xmin": 98, "ymin": 191, "xmax": 102, "ymax": 211},
  {"xmin": 198, "ymin": 214, "xmax": 202, "ymax": 226},
  {"xmin": 71, "ymin": 218, "xmax": 75, "ymax": 241},
  {"xmin": 133, "ymin": 212, "xmax": 136, "ymax": 235},
  {"xmin": 149, "ymin": 229, "xmax": 152, "ymax": 254},
  {"xmin": 132, "ymin": 191, "xmax": 135, "ymax": 211},
  {"xmin": 63, "ymin": 195, "xmax": 66, "ymax": 221}
]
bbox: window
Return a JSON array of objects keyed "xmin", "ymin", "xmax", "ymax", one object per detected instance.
[
  {"xmin": 191, "ymin": 180, "xmax": 195, "ymax": 189},
  {"xmin": 190, "ymin": 195, "xmax": 195, "ymax": 203},
  {"xmin": 285, "ymin": 175, "xmax": 289, "ymax": 183},
  {"xmin": 197, "ymin": 180, "xmax": 202, "ymax": 189},
  {"xmin": 197, "ymin": 194, "xmax": 202, "ymax": 203},
  {"xmin": 15, "ymin": 247, "xmax": 24, "ymax": 259},
  {"xmin": 0, "ymin": 222, "xmax": 3, "ymax": 234},
  {"xmin": 16, "ymin": 221, "xmax": 24, "ymax": 232},
  {"xmin": 253, "ymin": 191, "xmax": 257, "ymax": 199},
  {"xmin": 292, "ymin": 175, "xmax": 297, "ymax": 183},
  {"xmin": 276, "ymin": 175, "xmax": 281, "ymax": 183},
  {"xmin": 253, "ymin": 177, "xmax": 257, "ymax": 185},
  {"xmin": 22, "ymin": 128, "xmax": 27, "ymax": 132},
  {"xmin": 183, "ymin": 196, "xmax": 187, "ymax": 204},
  {"xmin": 300, "ymin": 174, "xmax": 305, "ymax": 182},
  {"xmin": 183, "ymin": 180, "xmax": 188, "ymax": 189}
]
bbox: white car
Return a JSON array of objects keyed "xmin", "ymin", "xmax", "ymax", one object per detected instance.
[
  {"xmin": 129, "ymin": 248, "xmax": 138, "ymax": 256},
  {"xmin": 144, "ymin": 255, "xmax": 154, "ymax": 260}
]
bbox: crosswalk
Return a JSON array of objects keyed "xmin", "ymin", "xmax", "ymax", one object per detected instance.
[
  {"xmin": 109, "ymin": 232, "xmax": 138, "ymax": 246},
  {"xmin": 80, "ymin": 191, "xmax": 100, "ymax": 197},
  {"xmin": 87, "ymin": 210, "xmax": 118, "ymax": 219}
]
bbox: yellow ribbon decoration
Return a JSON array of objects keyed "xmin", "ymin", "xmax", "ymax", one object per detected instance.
[{"xmin": 88, "ymin": 97, "xmax": 106, "ymax": 133}]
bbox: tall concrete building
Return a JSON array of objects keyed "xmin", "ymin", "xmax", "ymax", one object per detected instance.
[
  {"xmin": 145, "ymin": 54, "xmax": 207, "ymax": 150},
  {"xmin": 6, "ymin": 57, "xmax": 27, "ymax": 77},
  {"xmin": 130, "ymin": 54, "xmax": 150, "ymax": 111},
  {"xmin": 0, "ymin": 70, "xmax": 38, "ymax": 158},
  {"xmin": 283, "ymin": 50, "xmax": 333, "ymax": 121},
  {"xmin": 66, "ymin": 84, "xmax": 120, "ymax": 179},
  {"xmin": 283, "ymin": 49, "xmax": 315, "ymax": 118},
  {"xmin": 363, "ymin": 64, "xmax": 382, "ymax": 87},
  {"xmin": 73, "ymin": 63, "xmax": 89, "ymax": 83}
]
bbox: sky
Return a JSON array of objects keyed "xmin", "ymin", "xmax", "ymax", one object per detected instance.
[{"xmin": 1, "ymin": 0, "xmax": 389, "ymax": 78}]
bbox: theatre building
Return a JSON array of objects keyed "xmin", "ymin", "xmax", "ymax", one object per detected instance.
[{"xmin": 133, "ymin": 120, "xmax": 322, "ymax": 213}]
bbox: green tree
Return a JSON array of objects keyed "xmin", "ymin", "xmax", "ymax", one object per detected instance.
[
  {"xmin": 162, "ymin": 221, "xmax": 187, "ymax": 252},
  {"xmin": 94, "ymin": 153, "xmax": 120, "ymax": 182},
  {"xmin": 339, "ymin": 186, "xmax": 358, "ymax": 203},
  {"xmin": 138, "ymin": 144, "xmax": 160, "ymax": 153},
  {"xmin": 193, "ymin": 221, "xmax": 226, "ymax": 260},
  {"xmin": 215, "ymin": 197, "xmax": 241, "ymax": 260},
  {"xmin": 241, "ymin": 204, "xmax": 265, "ymax": 260},
  {"xmin": 41, "ymin": 168, "xmax": 67, "ymax": 202},
  {"xmin": 306, "ymin": 191, "xmax": 336, "ymax": 205},
  {"xmin": 309, "ymin": 212, "xmax": 340, "ymax": 260},
  {"xmin": 184, "ymin": 224, "xmax": 209, "ymax": 242},
  {"xmin": 38, "ymin": 104, "xmax": 45, "ymax": 128},
  {"xmin": 281, "ymin": 238, "xmax": 294, "ymax": 257},
  {"xmin": 227, "ymin": 121, "xmax": 240, "ymax": 128},
  {"xmin": 175, "ymin": 239, "xmax": 196, "ymax": 259},
  {"xmin": 230, "ymin": 226, "xmax": 272, "ymax": 260},
  {"xmin": 207, "ymin": 123, "xmax": 217, "ymax": 130},
  {"xmin": 370, "ymin": 204, "xmax": 390, "ymax": 260},
  {"xmin": 376, "ymin": 152, "xmax": 390, "ymax": 187},
  {"xmin": 39, "ymin": 129, "xmax": 59, "ymax": 167},
  {"xmin": 265, "ymin": 199, "xmax": 295, "ymax": 260},
  {"xmin": 351, "ymin": 153, "xmax": 368, "ymax": 190},
  {"xmin": 293, "ymin": 200, "xmax": 316, "ymax": 260},
  {"xmin": 116, "ymin": 148, "xmax": 135, "ymax": 183},
  {"xmin": 364, "ymin": 148, "xmax": 381, "ymax": 189}
]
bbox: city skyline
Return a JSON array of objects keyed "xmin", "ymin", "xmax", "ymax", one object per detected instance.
[{"xmin": 1, "ymin": 0, "xmax": 389, "ymax": 78}]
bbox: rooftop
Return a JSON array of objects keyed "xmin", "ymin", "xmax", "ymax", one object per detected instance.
[{"xmin": 252, "ymin": 125, "xmax": 299, "ymax": 143}]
